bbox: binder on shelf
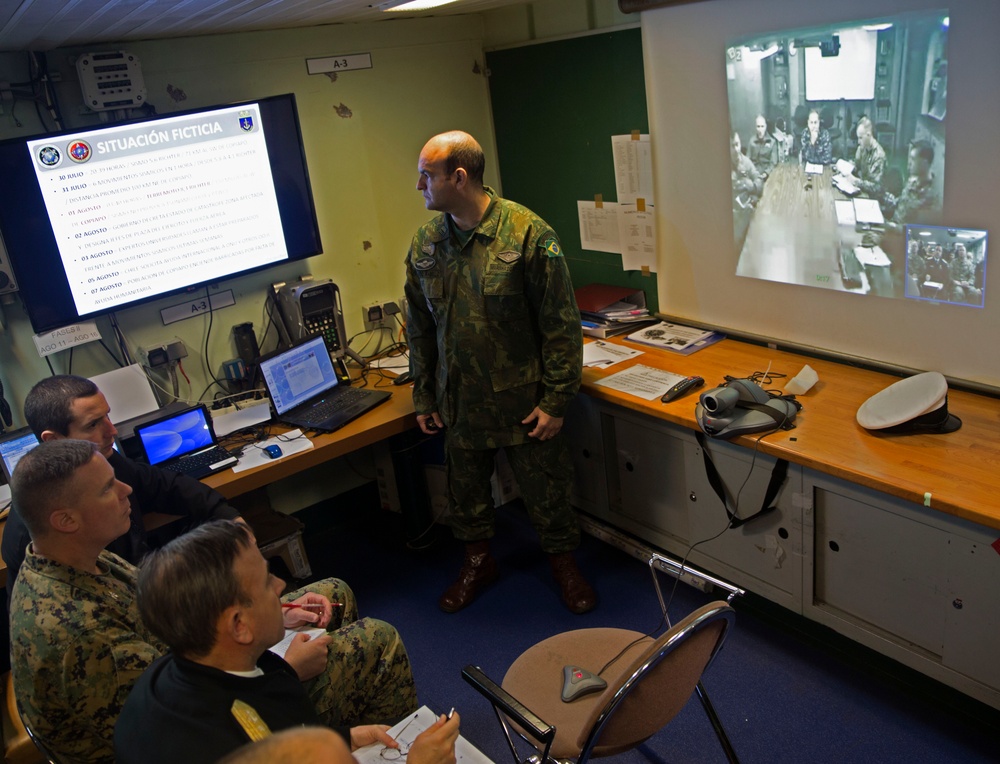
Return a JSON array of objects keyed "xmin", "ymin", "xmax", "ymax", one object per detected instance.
[
  {"xmin": 575, "ymin": 283, "xmax": 652, "ymax": 338},
  {"xmin": 575, "ymin": 283, "xmax": 647, "ymax": 316}
]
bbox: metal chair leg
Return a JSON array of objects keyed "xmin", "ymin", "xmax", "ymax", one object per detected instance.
[{"xmin": 695, "ymin": 681, "xmax": 740, "ymax": 764}]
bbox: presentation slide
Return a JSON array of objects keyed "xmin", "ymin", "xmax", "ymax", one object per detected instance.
[{"xmin": 27, "ymin": 103, "xmax": 287, "ymax": 315}]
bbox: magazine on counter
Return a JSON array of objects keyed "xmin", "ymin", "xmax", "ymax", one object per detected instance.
[{"xmin": 625, "ymin": 321, "xmax": 717, "ymax": 352}]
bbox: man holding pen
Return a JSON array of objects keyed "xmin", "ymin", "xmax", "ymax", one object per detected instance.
[{"xmin": 115, "ymin": 520, "xmax": 458, "ymax": 764}]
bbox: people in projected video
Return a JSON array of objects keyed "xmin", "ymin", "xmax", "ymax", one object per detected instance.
[
  {"xmin": 799, "ymin": 109, "xmax": 832, "ymax": 166},
  {"xmin": 850, "ymin": 117, "xmax": 886, "ymax": 197},
  {"xmin": 949, "ymin": 244, "xmax": 981, "ymax": 304},
  {"xmin": 919, "ymin": 244, "xmax": 949, "ymax": 299},
  {"xmin": 886, "ymin": 141, "xmax": 939, "ymax": 228},
  {"xmin": 905, "ymin": 239, "xmax": 925, "ymax": 297},
  {"xmin": 748, "ymin": 116, "xmax": 778, "ymax": 177},
  {"xmin": 731, "ymin": 131, "xmax": 763, "ymax": 207}
]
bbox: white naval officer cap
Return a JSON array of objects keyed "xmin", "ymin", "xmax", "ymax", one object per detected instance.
[{"xmin": 856, "ymin": 371, "xmax": 962, "ymax": 434}]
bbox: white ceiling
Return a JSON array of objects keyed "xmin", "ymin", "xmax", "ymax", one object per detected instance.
[{"xmin": 0, "ymin": 0, "xmax": 532, "ymax": 52}]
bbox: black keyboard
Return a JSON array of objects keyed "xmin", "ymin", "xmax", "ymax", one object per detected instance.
[
  {"xmin": 162, "ymin": 446, "xmax": 237, "ymax": 476},
  {"xmin": 300, "ymin": 389, "xmax": 369, "ymax": 424}
]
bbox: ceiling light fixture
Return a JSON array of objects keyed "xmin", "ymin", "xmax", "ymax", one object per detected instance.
[{"xmin": 380, "ymin": 0, "xmax": 461, "ymax": 12}]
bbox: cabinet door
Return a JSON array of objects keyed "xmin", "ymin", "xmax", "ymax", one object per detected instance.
[
  {"xmin": 943, "ymin": 536, "xmax": 1000, "ymax": 690},
  {"xmin": 683, "ymin": 437, "xmax": 803, "ymax": 611},
  {"xmin": 605, "ymin": 410, "xmax": 690, "ymax": 549},
  {"xmin": 563, "ymin": 395, "xmax": 609, "ymax": 517},
  {"xmin": 812, "ymin": 480, "xmax": 947, "ymax": 655}
]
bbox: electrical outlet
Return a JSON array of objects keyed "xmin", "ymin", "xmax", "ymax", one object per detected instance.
[{"xmin": 362, "ymin": 301, "xmax": 389, "ymax": 332}]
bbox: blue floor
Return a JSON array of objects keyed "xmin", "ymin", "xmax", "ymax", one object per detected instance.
[{"xmin": 296, "ymin": 488, "xmax": 998, "ymax": 764}]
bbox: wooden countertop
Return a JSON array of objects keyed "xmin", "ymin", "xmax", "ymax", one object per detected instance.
[
  {"xmin": 202, "ymin": 387, "xmax": 417, "ymax": 499},
  {"xmin": 582, "ymin": 336, "xmax": 1000, "ymax": 532}
]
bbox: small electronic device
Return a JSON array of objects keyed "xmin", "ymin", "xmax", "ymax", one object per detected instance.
[
  {"xmin": 274, "ymin": 279, "xmax": 347, "ymax": 358},
  {"xmin": 392, "ymin": 371, "xmax": 413, "ymax": 386},
  {"xmin": 561, "ymin": 665, "xmax": 607, "ymax": 702},
  {"xmin": 263, "ymin": 444, "xmax": 282, "ymax": 459},
  {"xmin": 134, "ymin": 405, "xmax": 237, "ymax": 478},
  {"xmin": 661, "ymin": 375, "xmax": 705, "ymax": 402}
]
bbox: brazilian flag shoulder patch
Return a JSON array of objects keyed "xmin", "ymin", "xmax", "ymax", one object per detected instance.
[{"xmin": 543, "ymin": 238, "xmax": 563, "ymax": 258}]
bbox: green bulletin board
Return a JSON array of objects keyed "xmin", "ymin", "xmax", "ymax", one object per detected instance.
[{"xmin": 486, "ymin": 27, "xmax": 656, "ymax": 312}]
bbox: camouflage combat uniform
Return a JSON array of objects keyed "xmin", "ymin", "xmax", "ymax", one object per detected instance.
[
  {"xmin": 890, "ymin": 173, "xmax": 939, "ymax": 225},
  {"xmin": 285, "ymin": 578, "xmax": 418, "ymax": 727},
  {"xmin": 10, "ymin": 549, "xmax": 416, "ymax": 763},
  {"xmin": 404, "ymin": 188, "xmax": 583, "ymax": 553},
  {"xmin": 10, "ymin": 548, "xmax": 165, "ymax": 763}
]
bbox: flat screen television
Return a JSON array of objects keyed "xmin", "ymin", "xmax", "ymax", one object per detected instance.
[{"xmin": 0, "ymin": 92, "xmax": 322, "ymax": 334}]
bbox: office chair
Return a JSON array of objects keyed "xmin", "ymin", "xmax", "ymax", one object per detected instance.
[
  {"xmin": 462, "ymin": 554, "xmax": 741, "ymax": 764},
  {"xmin": 875, "ymin": 98, "xmax": 896, "ymax": 154},
  {"xmin": 2, "ymin": 673, "xmax": 63, "ymax": 764}
]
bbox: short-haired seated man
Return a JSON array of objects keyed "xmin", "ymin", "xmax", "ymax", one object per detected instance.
[
  {"xmin": 9, "ymin": 441, "xmax": 417, "ymax": 763},
  {"xmin": 2, "ymin": 374, "xmax": 242, "ymax": 600},
  {"xmin": 115, "ymin": 520, "xmax": 458, "ymax": 764}
]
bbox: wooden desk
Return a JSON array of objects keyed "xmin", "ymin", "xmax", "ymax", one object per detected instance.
[
  {"xmin": 735, "ymin": 162, "xmax": 898, "ymax": 297},
  {"xmin": 582, "ymin": 335, "xmax": 1000, "ymax": 531},
  {"xmin": 574, "ymin": 335, "xmax": 1000, "ymax": 709},
  {"xmin": 203, "ymin": 388, "xmax": 417, "ymax": 500}
]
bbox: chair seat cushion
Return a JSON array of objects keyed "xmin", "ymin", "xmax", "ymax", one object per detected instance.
[{"xmin": 502, "ymin": 627, "xmax": 651, "ymax": 759}]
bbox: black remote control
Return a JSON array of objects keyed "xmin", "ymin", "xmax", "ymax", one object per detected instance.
[{"xmin": 661, "ymin": 375, "xmax": 705, "ymax": 403}]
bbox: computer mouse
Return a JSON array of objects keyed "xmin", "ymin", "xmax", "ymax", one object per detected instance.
[
  {"xmin": 392, "ymin": 371, "xmax": 413, "ymax": 386},
  {"xmin": 263, "ymin": 444, "xmax": 282, "ymax": 459}
]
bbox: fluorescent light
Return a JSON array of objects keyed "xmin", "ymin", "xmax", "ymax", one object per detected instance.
[
  {"xmin": 381, "ymin": 0, "xmax": 461, "ymax": 11},
  {"xmin": 862, "ymin": 23, "xmax": 894, "ymax": 32}
]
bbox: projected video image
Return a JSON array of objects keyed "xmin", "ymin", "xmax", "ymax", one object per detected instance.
[
  {"xmin": 726, "ymin": 10, "xmax": 950, "ymax": 299},
  {"xmin": 905, "ymin": 225, "xmax": 987, "ymax": 308}
]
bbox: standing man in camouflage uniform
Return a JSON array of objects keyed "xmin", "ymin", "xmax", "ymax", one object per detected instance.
[
  {"xmin": 9, "ymin": 440, "xmax": 417, "ymax": 763},
  {"xmin": 404, "ymin": 130, "xmax": 596, "ymax": 614}
]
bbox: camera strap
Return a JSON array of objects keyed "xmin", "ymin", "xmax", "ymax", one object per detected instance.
[{"xmin": 695, "ymin": 431, "xmax": 789, "ymax": 529}]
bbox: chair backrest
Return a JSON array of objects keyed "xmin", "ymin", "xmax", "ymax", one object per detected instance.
[{"xmin": 575, "ymin": 601, "xmax": 735, "ymax": 759}]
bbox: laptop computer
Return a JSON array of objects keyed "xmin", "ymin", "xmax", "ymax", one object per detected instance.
[
  {"xmin": 134, "ymin": 404, "xmax": 237, "ymax": 479},
  {"xmin": 257, "ymin": 335, "xmax": 391, "ymax": 433},
  {"xmin": 0, "ymin": 427, "xmax": 40, "ymax": 483}
]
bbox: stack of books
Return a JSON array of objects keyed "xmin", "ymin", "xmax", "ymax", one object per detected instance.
[{"xmin": 575, "ymin": 283, "xmax": 656, "ymax": 338}]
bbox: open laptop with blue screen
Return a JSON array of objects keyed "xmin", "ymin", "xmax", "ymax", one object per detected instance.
[
  {"xmin": 134, "ymin": 404, "xmax": 236, "ymax": 478},
  {"xmin": 0, "ymin": 427, "xmax": 40, "ymax": 483},
  {"xmin": 258, "ymin": 335, "xmax": 391, "ymax": 432}
]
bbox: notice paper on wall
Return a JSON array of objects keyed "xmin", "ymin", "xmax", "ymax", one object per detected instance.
[
  {"xmin": 578, "ymin": 200, "xmax": 622, "ymax": 253},
  {"xmin": 612, "ymin": 133, "xmax": 654, "ymax": 205}
]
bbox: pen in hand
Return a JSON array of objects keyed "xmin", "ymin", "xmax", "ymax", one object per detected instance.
[{"xmin": 281, "ymin": 603, "xmax": 341, "ymax": 610}]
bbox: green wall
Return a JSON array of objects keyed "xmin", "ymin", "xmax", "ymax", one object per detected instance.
[{"xmin": 486, "ymin": 27, "xmax": 657, "ymax": 311}]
